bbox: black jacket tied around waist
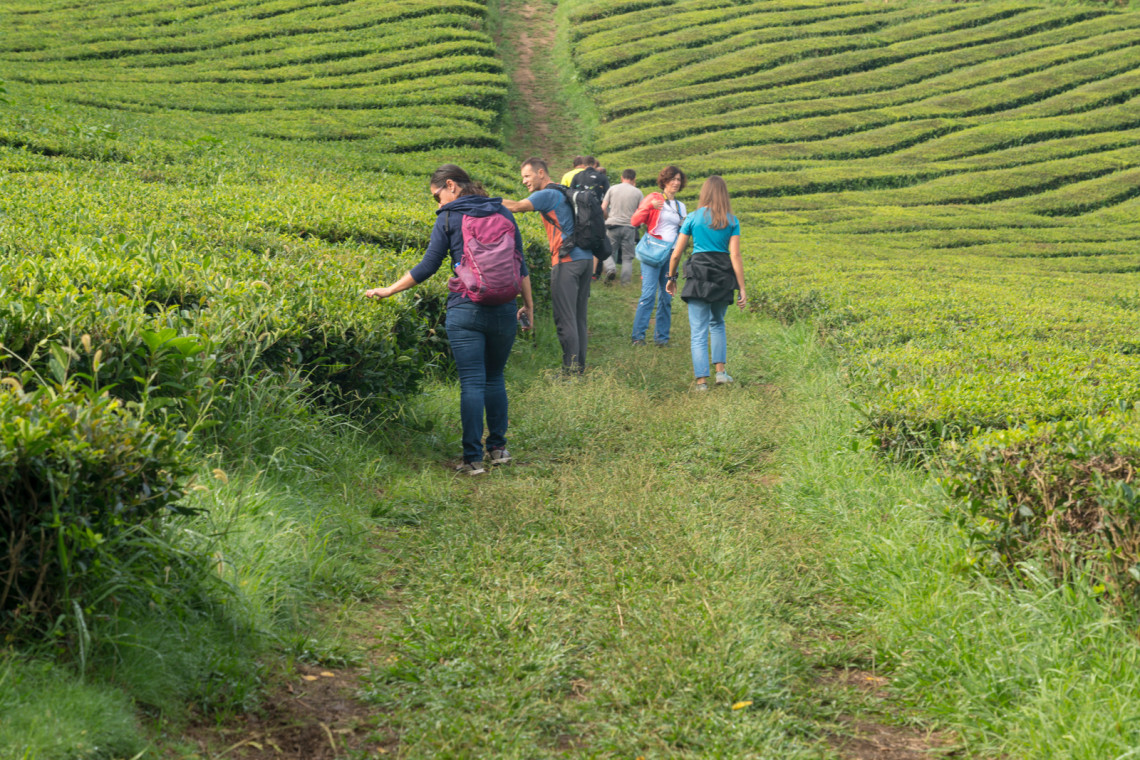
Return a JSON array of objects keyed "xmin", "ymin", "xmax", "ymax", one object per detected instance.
[{"xmin": 681, "ymin": 251, "xmax": 736, "ymax": 304}]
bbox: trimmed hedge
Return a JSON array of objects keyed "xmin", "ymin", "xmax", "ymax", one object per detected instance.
[
  {"xmin": 943, "ymin": 412, "xmax": 1140, "ymax": 605},
  {"xmin": 0, "ymin": 384, "xmax": 190, "ymax": 630}
]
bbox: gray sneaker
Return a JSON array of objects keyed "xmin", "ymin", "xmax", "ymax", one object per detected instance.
[
  {"xmin": 693, "ymin": 382, "xmax": 709, "ymax": 392},
  {"xmin": 455, "ymin": 461, "xmax": 486, "ymax": 476},
  {"xmin": 486, "ymin": 448, "xmax": 512, "ymax": 465},
  {"xmin": 715, "ymin": 371, "xmax": 734, "ymax": 385}
]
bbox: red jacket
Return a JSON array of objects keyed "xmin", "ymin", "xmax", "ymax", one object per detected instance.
[{"xmin": 631, "ymin": 193, "xmax": 686, "ymax": 239}]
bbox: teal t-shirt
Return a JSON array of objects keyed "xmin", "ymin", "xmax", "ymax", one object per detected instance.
[{"xmin": 680, "ymin": 208, "xmax": 741, "ymax": 253}]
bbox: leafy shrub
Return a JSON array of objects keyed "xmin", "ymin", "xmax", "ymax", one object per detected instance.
[
  {"xmin": 942, "ymin": 410, "xmax": 1140, "ymax": 605},
  {"xmin": 0, "ymin": 383, "xmax": 191, "ymax": 632}
]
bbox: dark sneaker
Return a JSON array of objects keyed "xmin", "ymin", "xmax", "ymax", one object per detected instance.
[
  {"xmin": 486, "ymin": 448, "xmax": 512, "ymax": 465},
  {"xmin": 655, "ymin": 341, "xmax": 669, "ymax": 348},
  {"xmin": 455, "ymin": 461, "xmax": 486, "ymax": 476},
  {"xmin": 631, "ymin": 339, "xmax": 647, "ymax": 346},
  {"xmin": 605, "ymin": 271, "xmax": 616, "ymax": 283}
]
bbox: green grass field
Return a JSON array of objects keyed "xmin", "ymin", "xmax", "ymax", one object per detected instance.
[{"xmin": 0, "ymin": 1, "xmax": 547, "ymax": 756}]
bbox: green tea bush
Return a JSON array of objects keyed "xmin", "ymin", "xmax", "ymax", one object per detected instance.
[
  {"xmin": 942, "ymin": 411, "xmax": 1140, "ymax": 605},
  {"xmin": 0, "ymin": 383, "xmax": 190, "ymax": 631},
  {"xmin": 0, "ymin": 0, "xmax": 547, "ymax": 664},
  {"xmin": 574, "ymin": 0, "xmax": 1140, "ymax": 596}
]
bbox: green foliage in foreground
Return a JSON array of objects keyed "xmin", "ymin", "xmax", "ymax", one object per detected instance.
[
  {"xmin": 0, "ymin": 384, "xmax": 189, "ymax": 631},
  {"xmin": 944, "ymin": 410, "xmax": 1140, "ymax": 605},
  {"xmin": 341, "ymin": 291, "xmax": 1140, "ymax": 759},
  {"xmin": 769, "ymin": 320, "xmax": 1140, "ymax": 760},
  {"xmin": 572, "ymin": 0, "xmax": 1140, "ymax": 593},
  {"xmin": 0, "ymin": 0, "xmax": 546, "ymax": 752},
  {"xmin": 0, "ymin": 657, "xmax": 141, "ymax": 760}
]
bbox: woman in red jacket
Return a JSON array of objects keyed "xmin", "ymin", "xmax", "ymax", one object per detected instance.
[{"xmin": 629, "ymin": 165, "xmax": 687, "ymax": 347}]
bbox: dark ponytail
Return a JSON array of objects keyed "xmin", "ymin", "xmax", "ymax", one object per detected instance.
[{"xmin": 430, "ymin": 164, "xmax": 487, "ymax": 197}]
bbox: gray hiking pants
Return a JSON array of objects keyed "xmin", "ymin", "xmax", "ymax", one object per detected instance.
[
  {"xmin": 607, "ymin": 225, "xmax": 637, "ymax": 285},
  {"xmin": 551, "ymin": 258, "xmax": 592, "ymax": 372}
]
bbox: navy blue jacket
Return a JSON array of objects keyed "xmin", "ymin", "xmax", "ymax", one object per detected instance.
[{"xmin": 410, "ymin": 195, "xmax": 528, "ymax": 308}]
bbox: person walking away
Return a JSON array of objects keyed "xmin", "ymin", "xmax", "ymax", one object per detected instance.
[
  {"xmin": 629, "ymin": 165, "xmax": 687, "ymax": 347},
  {"xmin": 503, "ymin": 157, "xmax": 594, "ymax": 374},
  {"xmin": 583, "ymin": 157, "xmax": 610, "ymax": 201},
  {"xmin": 602, "ymin": 168, "xmax": 643, "ymax": 286},
  {"xmin": 364, "ymin": 164, "xmax": 534, "ymax": 475},
  {"xmin": 577, "ymin": 157, "xmax": 616, "ymax": 282},
  {"xmin": 664, "ymin": 175, "xmax": 746, "ymax": 391},
  {"xmin": 561, "ymin": 155, "xmax": 587, "ymax": 187}
]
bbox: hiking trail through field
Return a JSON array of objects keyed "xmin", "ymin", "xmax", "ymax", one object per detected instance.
[
  {"xmin": 182, "ymin": 4, "xmax": 965, "ymax": 757},
  {"xmin": 493, "ymin": 0, "xmax": 577, "ymax": 167}
]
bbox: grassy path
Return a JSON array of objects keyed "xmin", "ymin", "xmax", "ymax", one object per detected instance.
[{"xmin": 356, "ymin": 288, "xmax": 940, "ymax": 758}]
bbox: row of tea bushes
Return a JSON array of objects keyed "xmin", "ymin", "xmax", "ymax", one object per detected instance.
[
  {"xmin": 0, "ymin": 0, "xmax": 546, "ymax": 633},
  {"xmin": 571, "ymin": 0, "xmax": 1140, "ymax": 598}
]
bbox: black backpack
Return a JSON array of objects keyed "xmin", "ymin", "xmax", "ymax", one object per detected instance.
[
  {"xmin": 570, "ymin": 167, "xmax": 609, "ymax": 204},
  {"xmin": 541, "ymin": 183, "xmax": 611, "ymax": 261}
]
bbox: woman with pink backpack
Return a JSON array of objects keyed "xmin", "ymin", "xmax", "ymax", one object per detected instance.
[{"xmin": 365, "ymin": 165, "xmax": 535, "ymax": 475}]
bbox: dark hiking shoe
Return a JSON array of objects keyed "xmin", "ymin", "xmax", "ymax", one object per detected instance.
[{"xmin": 486, "ymin": 448, "xmax": 512, "ymax": 465}]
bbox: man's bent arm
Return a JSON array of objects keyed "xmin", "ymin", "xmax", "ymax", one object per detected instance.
[{"xmin": 502, "ymin": 199, "xmax": 534, "ymax": 213}]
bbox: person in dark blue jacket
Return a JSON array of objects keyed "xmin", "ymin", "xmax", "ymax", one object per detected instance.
[{"xmin": 365, "ymin": 165, "xmax": 534, "ymax": 475}]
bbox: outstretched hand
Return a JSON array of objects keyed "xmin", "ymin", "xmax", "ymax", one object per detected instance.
[{"xmin": 364, "ymin": 286, "xmax": 392, "ymax": 299}]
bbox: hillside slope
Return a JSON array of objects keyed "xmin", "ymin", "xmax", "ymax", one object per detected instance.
[{"xmin": 576, "ymin": 0, "xmax": 1140, "ymax": 597}]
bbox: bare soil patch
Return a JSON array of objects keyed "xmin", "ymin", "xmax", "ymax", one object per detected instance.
[
  {"xmin": 818, "ymin": 669, "xmax": 962, "ymax": 759},
  {"xmin": 182, "ymin": 664, "xmax": 388, "ymax": 759}
]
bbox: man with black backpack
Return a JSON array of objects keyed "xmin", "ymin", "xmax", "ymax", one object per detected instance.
[
  {"xmin": 503, "ymin": 157, "xmax": 606, "ymax": 374},
  {"xmin": 571, "ymin": 157, "xmax": 616, "ymax": 282}
]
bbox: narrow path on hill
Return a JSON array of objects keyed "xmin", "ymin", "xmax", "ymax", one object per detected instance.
[{"xmin": 491, "ymin": 0, "xmax": 578, "ymax": 167}]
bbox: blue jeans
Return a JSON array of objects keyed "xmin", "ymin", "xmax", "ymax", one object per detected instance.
[
  {"xmin": 631, "ymin": 260, "xmax": 672, "ymax": 344},
  {"xmin": 687, "ymin": 299, "xmax": 728, "ymax": 379},
  {"xmin": 445, "ymin": 302, "xmax": 518, "ymax": 463}
]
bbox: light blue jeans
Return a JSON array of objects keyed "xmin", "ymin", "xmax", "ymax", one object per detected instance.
[
  {"xmin": 631, "ymin": 260, "xmax": 672, "ymax": 345},
  {"xmin": 687, "ymin": 298, "xmax": 729, "ymax": 379}
]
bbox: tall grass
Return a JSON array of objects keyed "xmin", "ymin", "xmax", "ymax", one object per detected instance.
[
  {"xmin": 764, "ymin": 320, "xmax": 1140, "ymax": 759},
  {"xmin": 0, "ymin": 375, "xmax": 406, "ymax": 756}
]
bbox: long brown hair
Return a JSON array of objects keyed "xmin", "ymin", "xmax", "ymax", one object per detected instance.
[
  {"xmin": 430, "ymin": 164, "xmax": 487, "ymax": 197},
  {"xmin": 697, "ymin": 175, "xmax": 733, "ymax": 230}
]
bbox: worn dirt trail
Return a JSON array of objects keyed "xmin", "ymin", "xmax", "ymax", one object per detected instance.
[
  {"xmin": 493, "ymin": 0, "xmax": 577, "ymax": 168},
  {"xmin": 179, "ymin": 4, "xmax": 965, "ymax": 758}
]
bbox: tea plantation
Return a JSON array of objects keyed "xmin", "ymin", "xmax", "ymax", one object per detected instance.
[
  {"xmin": 574, "ymin": 0, "xmax": 1140, "ymax": 597},
  {"xmin": 0, "ymin": 0, "xmax": 546, "ymax": 747},
  {"xmin": 6, "ymin": 0, "xmax": 1140, "ymax": 754}
]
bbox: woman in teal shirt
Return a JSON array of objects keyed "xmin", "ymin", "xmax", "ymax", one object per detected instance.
[{"xmin": 664, "ymin": 176, "xmax": 747, "ymax": 391}]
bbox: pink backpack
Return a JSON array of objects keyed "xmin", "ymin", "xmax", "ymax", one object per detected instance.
[{"xmin": 448, "ymin": 212, "xmax": 523, "ymax": 305}]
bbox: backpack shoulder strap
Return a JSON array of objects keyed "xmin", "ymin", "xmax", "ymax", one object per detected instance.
[{"xmin": 537, "ymin": 184, "xmax": 570, "ymax": 230}]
